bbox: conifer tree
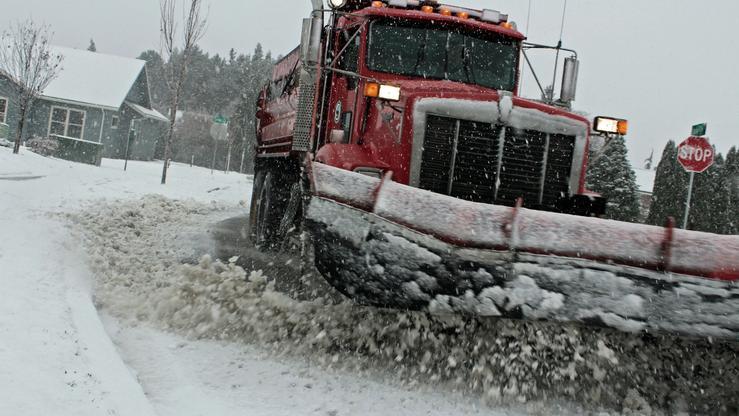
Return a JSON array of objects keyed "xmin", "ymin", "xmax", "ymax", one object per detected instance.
[
  {"xmin": 587, "ymin": 136, "xmax": 641, "ymax": 222},
  {"xmin": 689, "ymin": 153, "xmax": 727, "ymax": 233},
  {"xmin": 723, "ymin": 146, "xmax": 739, "ymax": 234},
  {"xmin": 647, "ymin": 141, "xmax": 689, "ymax": 226},
  {"xmin": 87, "ymin": 38, "xmax": 97, "ymax": 52}
]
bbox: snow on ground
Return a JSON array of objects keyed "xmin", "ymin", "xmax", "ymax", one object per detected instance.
[{"xmin": 0, "ymin": 147, "xmax": 242, "ymax": 415}]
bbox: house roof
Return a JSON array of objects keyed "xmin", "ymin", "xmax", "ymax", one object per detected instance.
[
  {"xmin": 42, "ymin": 47, "xmax": 145, "ymax": 110},
  {"xmin": 125, "ymin": 101, "xmax": 169, "ymax": 123}
]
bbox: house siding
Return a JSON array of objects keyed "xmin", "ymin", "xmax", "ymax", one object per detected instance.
[
  {"xmin": 0, "ymin": 76, "xmax": 20, "ymax": 140},
  {"xmin": 25, "ymin": 99, "xmax": 107, "ymax": 143}
]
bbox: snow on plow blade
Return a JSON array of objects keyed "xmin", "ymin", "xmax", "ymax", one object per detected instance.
[{"xmin": 305, "ymin": 162, "xmax": 739, "ymax": 340}]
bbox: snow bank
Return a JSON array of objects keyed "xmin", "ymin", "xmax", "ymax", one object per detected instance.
[{"xmin": 72, "ymin": 196, "xmax": 739, "ymax": 415}]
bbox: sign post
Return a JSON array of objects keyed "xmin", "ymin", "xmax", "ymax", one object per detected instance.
[
  {"xmin": 677, "ymin": 133, "xmax": 715, "ymax": 229},
  {"xmin": 682, "ymin": 172, "xmax": 695, "ymax": 230},
  {"xmin": 210, "ymin": 115, "xmax": 229, "ymax": 174}
]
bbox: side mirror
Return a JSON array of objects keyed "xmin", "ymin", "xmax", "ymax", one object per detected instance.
[
  {"xmin": 300, "ymin": 17, "xmax": 323, "ymax": 66},
  {"xmin": 559, "ymin": 57, "xmax": 579, "ymax": 105}
]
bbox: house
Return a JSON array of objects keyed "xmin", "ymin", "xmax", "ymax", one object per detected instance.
[{"xmin": 0, "ymin": 46, "xmax": 168, "ymax": 164}]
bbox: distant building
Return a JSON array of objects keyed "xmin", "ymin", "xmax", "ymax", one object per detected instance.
[
  {"xmin": 634, "ymin": 168, "xmax": 656, "ymax": 222},
  {"xmin": 0, "ymin": 46, "xmax": 167, "ymax": 164}
]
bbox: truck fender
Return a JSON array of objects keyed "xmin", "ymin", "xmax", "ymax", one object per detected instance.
[{"xmin": 315, "ymin": 144, "xmax": 390, "ymax": 173}]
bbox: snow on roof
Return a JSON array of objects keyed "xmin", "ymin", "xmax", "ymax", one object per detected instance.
[
  {"xmin": 634, "ymin": 168, "xmax": 656, "ymax": 194},
  {"xmin": 42, "ymin": 47, "xmax": 145, "ymax": 110},
  {"xmin": 126, "ymin": 102, "xmax": 169, "ymax": 123}
]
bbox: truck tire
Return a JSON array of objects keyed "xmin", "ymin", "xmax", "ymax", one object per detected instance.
[{"xmin": 249, "ymin": 168, "xmax": 291, "ymax": 250}]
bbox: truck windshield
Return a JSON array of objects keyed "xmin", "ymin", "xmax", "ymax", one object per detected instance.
[{"xmin": 367, "ymin": 20, "xmax": 519, "ymax": 91}]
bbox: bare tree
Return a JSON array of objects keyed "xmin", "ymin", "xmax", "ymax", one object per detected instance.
[
  {"xmin": 159, "ymin": 0, "xmax": 208, "ymax": 184},
  {"xmin": 0, "ymin": 20, "xmax": 62, "ymax": 154}
]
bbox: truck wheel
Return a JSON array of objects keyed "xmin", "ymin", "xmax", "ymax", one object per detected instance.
[{"xmin": 250, "ymin": 169, "xmax": 287, "ymax": 249}]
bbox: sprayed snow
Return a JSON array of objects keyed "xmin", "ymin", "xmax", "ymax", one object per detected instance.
[
  {"xmin": 70, "ymin": 194, "xmax": 739, "ymax": 415},
  {"xmin": 383, "ymin": 232, "xmax": 442, "ymax": 265}
]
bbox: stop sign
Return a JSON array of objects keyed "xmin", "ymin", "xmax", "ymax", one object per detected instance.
[{"xmin": 677, "ymin": 136, "xmax": 715, "ymax": 173}]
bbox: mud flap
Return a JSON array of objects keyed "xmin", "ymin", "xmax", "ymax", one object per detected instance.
[{"xmin": 306, "ymin": 197, "xmax": 739, "ymax": 341}]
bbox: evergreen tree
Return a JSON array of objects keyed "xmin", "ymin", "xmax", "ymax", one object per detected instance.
[
  {"xmin": 586, "ymin": 136, "xmax": 641, "ymax": 222},
  {"xmin": 138, "ymin": 50, "xmax": 169, "ymax": 113},
  {"xmin": 137, "ymin": 42, "xmax": 274, "ymax": 171},
  {"xmin": 87, "ymin": 38, "xmax": 97, "ymax": 52},
  {"xmin": 647, "ymin": 141, "xmax": 689, "ymax": 226},
  {"xmin": 723, "ymin": 146, "xmax": 739, "ymax": 234},
  {"xmin": 229, "ymin": 43, "xmax": 273, "ymax": 173},
  {"xmin": 689, "ymin": 153, "xmax": 728, "ymax": 233}
]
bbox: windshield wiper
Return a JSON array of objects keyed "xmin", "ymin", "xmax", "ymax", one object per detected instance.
[
  {"xmin": 412, "ymin": 30, "xmax": 429, "ymax": 75},
  {"xmin": 461, "ymin": 43, "xmax": 476, "ymax": 85}
]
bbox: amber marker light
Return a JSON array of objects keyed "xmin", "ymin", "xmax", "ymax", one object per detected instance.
[
  {"xmin": 617, "ymin": 120, "xmax": 629, "ymax": 136},
  {"xmin": 421, "ymin": 5, "xmax": 434, "ymax": 13},
  {"xmin": 457, "ymin": 11, "xmax": 470, "ymax": 19},
  {"xmin": 371, "ymin": 1, "xmax": 385, "ymax": 8},
  {"xmin": 364, "ymin": 82, "xmax": 380, "ymax": 98},
  {"xmin": 439, "ymin": 8, "xmax": 452, "ymax": 16}
]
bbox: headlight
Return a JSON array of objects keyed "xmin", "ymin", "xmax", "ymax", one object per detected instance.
[
  {"xmin": 328, "ymin": 0, "xmax": 348, "ymax": 9},
  {"xmin": 594, "ymin": 116, "xmax": 628, "ymax": 135},
  {"xmin": 364, "ymin": 83, "xmax": 401, "ymax": 101}
]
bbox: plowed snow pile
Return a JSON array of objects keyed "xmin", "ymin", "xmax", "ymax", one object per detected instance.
[{"xmin": 71, "ymin": 195, "xmax": 739, "ymax": 415}]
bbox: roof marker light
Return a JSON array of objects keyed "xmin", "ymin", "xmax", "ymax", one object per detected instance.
[
  {"xmin": 421, "ymin": 5, "xmax": 434, "ymax": 13},
  {"xmin": 388, "ymin": 0, "xmax": 409, "ymax": 7},
  {"xmin": 371, "ymin": 1, "xmax": 385, "ymax": 7},
  {"xmin": 439, "ymin": 8, "xmax": 452, "ymax": 16},
  {"xmin": 481, "ymin": 9, "xmax": 502, "ymax": 24},
  {"xmin": 457, "ymin": 11, "xmax": 470, "ymax": 19}
]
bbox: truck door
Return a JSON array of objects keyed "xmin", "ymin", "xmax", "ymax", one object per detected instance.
[{"xmin": 325, "ymin": 26, "xmax": 362, "ymax": 145}]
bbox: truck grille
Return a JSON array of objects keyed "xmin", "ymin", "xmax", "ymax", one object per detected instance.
[{"xmin": 418, "ymin": 115, "xmax": 575, "ymax": 209}]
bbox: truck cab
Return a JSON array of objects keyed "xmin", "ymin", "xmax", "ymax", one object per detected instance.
[{"xmin": 253, "ymin": 0, "xmax": 603, "ymax": 248}]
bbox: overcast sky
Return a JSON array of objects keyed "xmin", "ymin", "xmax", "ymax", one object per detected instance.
[{"xmin": 4, "ymin": 0, "xmax": 738, "ymax": 166}]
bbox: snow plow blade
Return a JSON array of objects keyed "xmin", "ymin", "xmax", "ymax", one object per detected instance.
[{"xmin": 305, "ymin": 162, "xmax": 739, "ymax": 340}]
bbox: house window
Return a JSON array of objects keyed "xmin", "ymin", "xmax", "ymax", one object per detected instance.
[
  {"xmin": 0, "ymin": 98, "xmax": 7, "ymax": 124},
  {"xmin": 111, "ymin": 115, "xmax": 119, "ymax": 129},
  {"xmin": 49, "ymin": 106, "xmax": 86, "ymax": 140}
]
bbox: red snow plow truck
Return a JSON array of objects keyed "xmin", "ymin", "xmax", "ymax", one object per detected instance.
[{"xmin": 249, "ymin": 0, "xmax": 739, "ymax": 340}]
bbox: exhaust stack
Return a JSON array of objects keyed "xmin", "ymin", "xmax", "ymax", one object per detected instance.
[{"xmin": 559, "ymin": 56, "xmax": 579, "ymax": 105}]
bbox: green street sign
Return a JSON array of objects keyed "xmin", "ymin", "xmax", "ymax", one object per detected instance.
[
  {"xmin": 213, "ymin": 115, "xmax": 229, "ymax": 125},
  {"xmin": 691, "ymin": 123, "xmax": 707, "ymax": 136}
]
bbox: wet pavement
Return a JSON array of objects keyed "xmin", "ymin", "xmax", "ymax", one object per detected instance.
[{"xmin": 210, "ymin": 215, "xmax": 306, "ymax": 291}]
